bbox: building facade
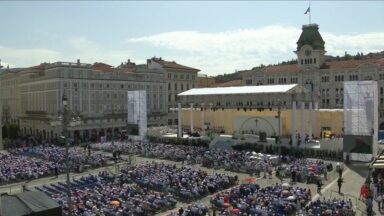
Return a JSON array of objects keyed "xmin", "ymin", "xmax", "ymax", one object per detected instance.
[
  {"xmin": 241, "ymin": 24, "xmax": 384, "ymax": 130},
  {"xmin": 147, "ymin": 57, "xmax": 200, "ymax": 125},
  {"xmin": 0, "ymin": 57, "xmax": 199, "ymax": 142}
]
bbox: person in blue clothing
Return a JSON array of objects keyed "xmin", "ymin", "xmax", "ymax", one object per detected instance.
[{"xmin": 366, "ymin": 195, "xmax": 373, "ymax": 216}]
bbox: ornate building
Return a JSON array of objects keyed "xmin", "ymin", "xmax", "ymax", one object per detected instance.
[
  {"xmin": 0, "ymin": 57, "xmax": 199, "ymax": 142},
  {"xmin": 241, "ymin": 24, "xmax": 384, "ymax": 130}
]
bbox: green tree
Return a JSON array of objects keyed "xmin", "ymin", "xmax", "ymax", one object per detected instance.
[
  {"xmin": 2, "ymin": 125, "xmax": 8, "ymax": 138},
  {"xmin": 7, "ymin": 124, "xmax": 19, "ymax": 139}
]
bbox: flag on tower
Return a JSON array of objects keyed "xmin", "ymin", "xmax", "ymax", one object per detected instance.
[{"xmin": 304, "ymin": 7, "xmax": 310, "ymax": 14}]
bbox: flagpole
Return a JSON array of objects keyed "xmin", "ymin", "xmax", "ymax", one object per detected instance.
[{"xmin": 309, "ymin": 0, "xmax": 311, "ymax": 24}]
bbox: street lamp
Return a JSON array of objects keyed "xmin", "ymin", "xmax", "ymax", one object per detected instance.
[
  {"xmin": 60, "ymin": 94, "xmax": 82, "ymax": 216},
  {"xmin": 276, "ymin": 99, "xmax": 282, "ymax": 155},
  {"xmin": 61, "ymin": 94, "xmax": 73, "ymax": 216}
]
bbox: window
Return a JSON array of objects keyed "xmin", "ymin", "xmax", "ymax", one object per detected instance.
[
  {"xmin": 168, "ymin": 83, "xmax": 171, "ymax": 90},
  {"xmin": 381, "ymin": 87, "xmax": 383, "ymax": 95},
  {"xmin": 335, "ymin": 88, "xmax": 339, "ymax": 97},
  {"xmin": 301, "ymin": 59, "xmax": 303, "ymax": 64},
  {"xmin": 121, "ymin": 84, "xmax": 124, "ymax": 89},
  {"xmin": 314, "ymin": 58, "xmax": 316, "ymax": 64},
  {"xmin": 187, "ymin": 84, "xmax": 189, "ymax": 89},
  {"xmin": 174, "ymin": 83, "xmax": 177, "ymax": 90},
  {"xmin": 336, "ymin": 99, "xmax": 339, "ymax": 105},
  {"xmin": 181, "ymin": 84, "xmax": 184, "ymax": 91}
]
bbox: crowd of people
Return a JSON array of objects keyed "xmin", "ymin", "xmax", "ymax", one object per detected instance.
[
  {"xmin": 91, "ymin": 142, "xmax": 279, "ymax": 174},
  {"xmin": 0, "ymin": 153, "xmax": 61, "ymax": 184},
  {"xmin": 92, "ymin": 142, "xmax": 206, "ymax": 164},
  {"xmin": 276, "ymin": 158, "xmax": 333, "ymax": 183},
  {"xmin": 211, "ymin": 183, "xmax": 311, "ymax": 215},
  {"xmin": 122, "ymin": 162, "xmax": 238, "ymax": 202},
  {"xmin": 37, "ymin": 161, "xmax": 237, "ymax": 216},
  {"xmin": 11, "ymin": 145, "xmax": 108, "ymax": 172},
  {"xmin": 37, "ymin": 171, "xmax": 177, "ymax": 216},
  {"xmin": 298, "ymin": 197, "xmax": 355, "ymax": 215}
]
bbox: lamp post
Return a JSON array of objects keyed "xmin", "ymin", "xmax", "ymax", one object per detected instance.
[
  {"xmin": 61, "ymin": 94, "xmax": 72, "ymax": 215},
  {"xmin": 60, "ymin": 94, "xmax": 82, "ymax": 216},
  {"xmin": 277, "ymin": 99, "xmax": 282, "ymax": 155}
]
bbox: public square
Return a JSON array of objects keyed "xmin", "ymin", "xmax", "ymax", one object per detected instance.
[
  {"xmin": 0, "ymin": 141, "xmax": 379, "ymax": 215},
  {"xmin": 1, "ymin": 1, "xmax": 383, "ymax": 216}
]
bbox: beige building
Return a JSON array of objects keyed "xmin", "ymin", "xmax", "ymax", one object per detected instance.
[
  {"xmin": 241, "ymin": 24, "xmax": 384, "ymax": 130},
  {"xmin": 147, "ymin": 57, "xmax": 199, "ymax": 125},
  {"xmin": 0, "ymin": 57, "xmax": 199, "ymax": 142},
  {"xmin": 197, "ymin": 74, "xmax": 216, "ymax": 88}
]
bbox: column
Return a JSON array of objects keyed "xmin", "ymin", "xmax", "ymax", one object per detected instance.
[
  {"xmin": 88, "ymin": 82, "xmax": 91, "ymax": 113},
  {"xmin": 291, "ymin": 101, "xmax": 296, "ymax": 146},
  {"xmin": 178, "ymin": 103, "xmax": 182, "ymax": 138},
  {"xmin": 300, "ymin": 101, "xmax": 305, "ymax": 145},
  {"xmin": 190, "ymin": 103, "xmax": 194, "ymax": 133},
  {"xmin": 201, "ymin": 103, "xmax": 205, "ymax": 135},
  {"xmin": 314, "ymin": 102, "xmax": 319, "ymax": 139},
  {"xmin": 308, "ymin": 102, "xmax": 313, "ymax": 141}
]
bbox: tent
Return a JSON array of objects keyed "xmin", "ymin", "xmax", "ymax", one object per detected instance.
[{"xmin": 1, "ymin": 191, "xmax": 62, "ymax": 216}]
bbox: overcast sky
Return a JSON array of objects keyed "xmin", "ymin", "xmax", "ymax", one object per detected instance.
[{"xmin": 1, "ymin": 1, "xmax": 383, "ymax": 75}]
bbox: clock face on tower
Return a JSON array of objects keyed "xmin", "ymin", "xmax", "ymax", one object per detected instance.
[{"xmin": 305, "ymin": 49, "xmax": 312, "ymax": 56}]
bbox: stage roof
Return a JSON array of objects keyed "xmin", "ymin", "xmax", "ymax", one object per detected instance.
[{"xmin": 178, "ymin": 84, "xmax": 299, "ymax": 96}]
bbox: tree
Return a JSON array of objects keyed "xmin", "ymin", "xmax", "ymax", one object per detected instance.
[
  {"xmin": 7, "ymin": 124, "xmax": 19, "ymax": 139},
  {"xmin": 2, "ymin": 125, "xmax": 8, "ymax": 139}
]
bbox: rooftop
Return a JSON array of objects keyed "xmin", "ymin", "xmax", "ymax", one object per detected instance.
[
  {"xmin": 151, "ymin": 57, "xmax": 200, "ymax": 72},
  {"xmin": 244, "ymin": 57, "xmax": 384, "ymax": 74}
]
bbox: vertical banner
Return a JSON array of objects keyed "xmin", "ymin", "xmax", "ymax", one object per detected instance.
[
  {"xmin": 343, "ymin": 81, "xmax": 378, "ymax": 159},
  {"xmin": 127, "ymin": 90, "xmax": 147, "ymax": 141}
]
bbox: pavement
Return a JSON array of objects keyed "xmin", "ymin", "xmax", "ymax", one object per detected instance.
[{"xmin": 0, "ymin": 149, "xmax": 378, "ymax": 216}]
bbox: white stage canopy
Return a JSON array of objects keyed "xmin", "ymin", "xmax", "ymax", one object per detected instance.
[{"xmin": 178, "ymin": 84, "xmax": 299, "ymax": 96}]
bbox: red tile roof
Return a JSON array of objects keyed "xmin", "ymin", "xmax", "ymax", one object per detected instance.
[
  {"xmin": 215, "ymin": 79, "xmax": 243, "ymax": 87},
  {"xmin": 92, "ymin": 62, "xmax": 135, "ymax": 73},
  {"xmin": 254, "ymin": 57, "xmax": 384, "ymax": 74},
  {"xmin": 151, "ymin": 58, "xmax": 200, "ymax": 72}
]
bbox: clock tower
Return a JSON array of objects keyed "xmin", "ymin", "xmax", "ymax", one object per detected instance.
[{"xmin": 295, "ymin": 24, "xmax": 326, "ymax": 69}]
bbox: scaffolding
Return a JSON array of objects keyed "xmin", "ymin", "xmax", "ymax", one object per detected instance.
[{"xmin": 343, "ymin": 81, "xmax": 378, "ymax": 159}]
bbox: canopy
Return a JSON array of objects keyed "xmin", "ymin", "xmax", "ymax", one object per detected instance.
[
  {"xmin": 178, "ymin": 84, "xmax": 298, "ymax": 96},
  {"xmin": 1, "ymin": 191, "xmax": 62, "ymax": 216}
]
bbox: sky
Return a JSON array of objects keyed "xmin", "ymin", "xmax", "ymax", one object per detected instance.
[{"xmin": 1, "ymin": 1, "xmax": 384, "ymax": 76}]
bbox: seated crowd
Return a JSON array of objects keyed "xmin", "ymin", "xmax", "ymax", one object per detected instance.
[
  {"xmin": 92, "ymin": 142, "xmax": 206, "ymax": 164},
  {"xmin": 211, "ymin": 183, "xmax": 311, "ymax": 215},
  {"xmin": 11, "ymin": 145, "xmax": 108, "ymax": 171},
  {"xmin": 92, "ymin": 141, "xmax": 331, "ymax": 180},
  {"xmin": 0, "ymin": 153, "xmax": 61, "ymax": 184},
  {"xmin": 298, "ymin": 197, "xmax": 355, "ymax": 216},
  {"xmin": 122, "ymin": 162, "xmax": 238, "ymax": 202},
  {"xmin": 276, "ymin": 158, "xmax": 333, "ymax": 183},
  {"xmin": 38, "ymin": 171, "xmax": 178, "ymax": 216}
]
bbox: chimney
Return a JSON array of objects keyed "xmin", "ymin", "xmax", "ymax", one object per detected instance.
[{"xmin": 77, "ymin": 59, "xmax": 80, "ymax": 65}]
